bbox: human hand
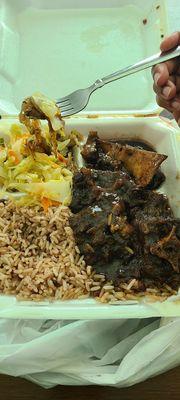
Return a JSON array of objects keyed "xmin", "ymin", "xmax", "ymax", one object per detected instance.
[{"xmin": 152, "ymin": 32, "xmax": 180, "ymax": 125}]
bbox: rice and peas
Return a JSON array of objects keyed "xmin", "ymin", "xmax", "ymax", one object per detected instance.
[
  {"xmin": 0, "ymin": 201, "xmax": 175, "ymax": 302},
  {"xmin": 0, "ymin": 94, "xmax": 177, "ymax": 303}
]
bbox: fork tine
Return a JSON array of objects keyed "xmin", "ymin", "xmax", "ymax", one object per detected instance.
[
  {"xmin": 56, "ymin": 85, "xmax": 89, "ymax": 117},
  {"xmin": 61, "ymin": 109, "xmax": 76, "ymax": 117},
  {"xmin": 57, "ymin": 102, "xmax": 71, "ymax": 110},
  {"xmin": 57, "ymin": 100, "xmax": 70, "ymax": 107},
  {"xmin": 59, "ymin": 104, "xmax": 74, "ymax": 111},
  {"xmin": 56, "ymin": 96, "xmax": 70, "ymax": 104},
  {"xmin": 57, "ymin": 102, "xmax": 71, "ymax": 109},
  {"xmin": 58, "ymin": 101, "xmax": 70, "ymax": 107}
]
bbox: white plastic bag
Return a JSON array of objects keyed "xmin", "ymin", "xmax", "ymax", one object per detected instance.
[{"xmin": 0, "ymin": 318, "xmax": 179, "ymax": 388}]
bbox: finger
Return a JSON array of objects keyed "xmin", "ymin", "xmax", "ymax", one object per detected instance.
[
  {"xmin": 160, "ymin": 31, "xmax": 180, "ymax": 51},
  {"xmin": 173, "ymin": 110, "xmax": 180, "ymax": 125},
  {"xmin": 156, "ymin": 93, "xmax": 180, "ymax": 124},
  {"xmin": 156, "ymin": 94, "xmax": 180, "ymax": 119},
  {"xmin": 175, "ymin": 75, "xmax": 180, "ymax": 93},
  {"xmin": 171, "ymin": 97, "xmax": 180, "ymax": 112},
  {"xmin": 152, "ymin": 60, "xmax": 179, "ymax": 86},
  {"xmin": 152, "ymin": 63, "xmax": 169, "ymax": 86},
  {"xmin": 153, "ymin": 75, "xmax": 176, "ymax": 92},
  {"xmin": 161, "ymin": 74, "xmax": 180, "ymax": 96},
  {"xmin": 161, "ymin": 79, "xmax": 176, "ymax": 99},
  {"xmin": 153, "ymin": 79, "xmax": 176, "ymax": 100},
  {"xmin": 156, "ymin": 95, "xmax": 173, "ymax": 112}
]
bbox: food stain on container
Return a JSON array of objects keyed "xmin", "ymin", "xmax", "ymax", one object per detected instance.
[{"xmin": 81, "ymin": 24, "xmax": 112, "ymax": 53}]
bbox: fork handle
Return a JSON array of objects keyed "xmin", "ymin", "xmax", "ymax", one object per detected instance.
[{"xmin": 92, "ymin": 46, "xmax": 180, "ymax": 89}]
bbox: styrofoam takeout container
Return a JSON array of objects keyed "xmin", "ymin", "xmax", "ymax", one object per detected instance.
[{"xmin": 0, "ymin": 0, "xmax": 179, "ymax": 318}]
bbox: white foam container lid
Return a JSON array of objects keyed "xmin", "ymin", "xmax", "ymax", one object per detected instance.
[
  {"xmin": 0, "ymin": 0, "xmax": 170, "ymax": 114},
  {"xmin": 0, "ymin": 0, "xmax": 179, "ymax": 318}
]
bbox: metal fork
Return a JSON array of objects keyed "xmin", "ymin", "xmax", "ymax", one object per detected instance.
[{"xmin": 56, "ymin": 46, "xmax": 180, "ymax": 117}]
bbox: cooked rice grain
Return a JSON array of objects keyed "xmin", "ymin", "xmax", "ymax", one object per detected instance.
[
  {"xmin": 0, "ymin": 201, "xmax": 95, "ymax": 300},
  {"xmin": 0, "ymin": 201, "xmax": 177, "ymax": 302}
]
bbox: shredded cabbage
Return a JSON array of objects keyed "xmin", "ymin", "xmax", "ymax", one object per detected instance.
[
  {"xmin": 7, "ymin": 179, "xmax": 72, "ymax": 204},
  {"xmin": 0, "ymin": 123, "xmax": 73, "ymax": 205},
  {"xmin": 31, "ymin": 93, "xmax": 63, "ymax": 131},
  {"xmin": 0, "ymin": 93, "xmax": 83, "ymax": 206}
]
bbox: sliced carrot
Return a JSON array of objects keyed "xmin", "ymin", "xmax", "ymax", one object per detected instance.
[
  {"xmin": 8, "ymin": 149, "xmax": 20, "ymax": 165},
  {"xmin": 51, "ymin": 200, "xmax": 61, "ymax": 207},
  {"xmin": 51, "ymin": 162, "xmax": 60, "ymax": 169},
  {"xmin": 41, "ymin": 197, "xmax": 61, "ymax": 212},
  {"xmin": 57, "ymin": 152, "xmax": 68, "ymax": 164},
  {"xmin": 41, "ymin": 197, "xmax": 53, "ymax": 212}
]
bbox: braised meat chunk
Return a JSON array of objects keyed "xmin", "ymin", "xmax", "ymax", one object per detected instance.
[
  {"xmin": 70, "ymin": 193, "xmax": 140, "ymax": 281},
  {"xmin": 98, "ymin": 140, "xmax": 167, "ymax": 187},
  {"xmin": 150, "ymin": 225, "xmax": 180, "ymax": 273},
  {"xmin": 81, "ymin": 132, "xmax": 167, "ymax": 187},
  {"xmin": 70, "ymin": 133, "xmax": 180, "ymax": 291},
  {"xmin": 81, "ymin": 132, "xmax": 122, "ymax": 171},
  {"xmin": 71, "ymin": 167, "xmax": 135, "ymax": 213},
  {"xmin": 81, "ymin": 131, "xmax": 99, "ymax": 164}
]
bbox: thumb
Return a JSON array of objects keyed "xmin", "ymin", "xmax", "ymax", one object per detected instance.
[{"xmin": 160, "ymin": 31, "xmax": 180, "ymax": 52}]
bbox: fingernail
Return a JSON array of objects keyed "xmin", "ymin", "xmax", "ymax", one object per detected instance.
[
  {"xmin": 171, "ymin": 101, "xmax": 180, "ymax": 111},
  {"xmin": 154, "ymin": 73, "xmax": 161, "ymax": 85},
  {"xmin": 162, "ymin": 86, "xmax": 171, "ymax": 98}
]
